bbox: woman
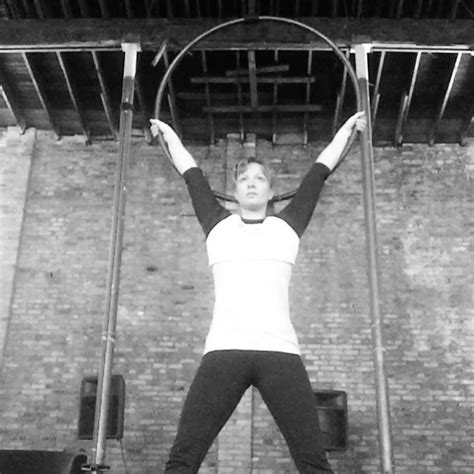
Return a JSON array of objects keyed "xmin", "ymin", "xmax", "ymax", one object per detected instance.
[{"xmin": 150, "ymin": 111, "xmax": 366, "ymax": 473}]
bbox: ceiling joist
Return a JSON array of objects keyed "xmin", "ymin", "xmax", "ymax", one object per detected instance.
[{"xmin": 0, "ymin": 65, "xmax": 26, "ymax": 132}]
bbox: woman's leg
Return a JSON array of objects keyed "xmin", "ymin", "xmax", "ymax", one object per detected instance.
[
  {"xmin": 164, "ymin": 350, "xmax": 252, "ymax": 473},
  {"xmin": 254, "ymin": 352, "xmax": 334, "ymax": 474}
]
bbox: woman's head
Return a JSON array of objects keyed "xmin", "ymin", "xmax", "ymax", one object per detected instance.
[{"xmin": 233, "ymin": 158, "xmax": 274, "ymax": 215}]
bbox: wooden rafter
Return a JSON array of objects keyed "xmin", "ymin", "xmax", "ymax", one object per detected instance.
[
  {"xmin": 394, "ymin": 92, "xmax": 408, "ymax": 146},
  {"xmin": 303, "ymin": 50, "xmax": 313, "ymax": 145},
  {"xmin": 371, "ymin": 51, "xmax": 386, "ymax": 123},
  {"xmin": 75, "ymin": 0, "xmax": 117, "ymax": 138},
  {"xmin": 34, "ymin": 1, "xmax": 90, "ymax": 142},
  {"xmin": 200, "ymin": 51, "xmax": 215, "ymax": 143},
  {"xmin": 22, "ymin": 52, "xmax": 60, "ymax": 138},
  {"xmin": 271, "ymin": 50, "xmax": 278, "ymax": 144},
  {"xmin": 235, "ymin": 51, "xmax": 245, "ymax": 140},
  {"xmin": 332, "ymin": 49, "xmax": 350, "ymax": 137},
  {"xmin": 98, "ymin": 0, "xmax": 109, "ymax": 19},
  {"xmin": 57, "ymin": 53, "xmax": 90, "ymax": 142},
  {"xmin": 247, "ymin": 51, "xmax": 258, "ymax": 108},
  {"xmin": 395, "ymin": 52, "xmax": 422, "ymax": 145},
  {"xmin": 449, "ymin": 0, "xmax": 461, "ymax": 20},
  {"xmin": 60, "ymin": 0, "xmax": 72, "ymax": 18},
  {"xmin": 203, "ymin": 105, "xmax": 323, "ymax": 113},
  {"xmin": 0, "ymin": 65, "xmax": 27, "ymax": 132},
  {"xmin": 163, "ymin": 50, "xmax": 182, "ymax": 138},
  {"xmin": 191, "ymin": 77, "xmax": 316, "ymax": 84},
  {"xmin": 459, "ymin": 102, "xmax": 474, "ymax": 145},
  {"xmin": 414, "ymin": 0, "xmax": 423, "ymax": 19},
  {"xmin": 395, "ymin": 0, "xmax": 404, "ymax": 19},
  {"xmin": 429, "ymin": 52, "xmax": 462, "ymax": 145}
]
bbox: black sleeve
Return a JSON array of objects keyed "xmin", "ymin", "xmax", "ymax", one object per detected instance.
[
  {"xmin": 182, "ymin": 167, "xmax": 231, "ymax": 237},
  {"xmin": 276, "ymin": 162, "xmax": 331, "ymax": 237}
]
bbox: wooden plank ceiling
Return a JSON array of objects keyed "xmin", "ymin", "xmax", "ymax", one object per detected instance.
[{"xmin": 0, "ymin": 0, "xmax": 473, "ymax": 146}]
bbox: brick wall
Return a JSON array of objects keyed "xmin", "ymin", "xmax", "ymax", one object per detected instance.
[{"xmin": 0, "ymin": 128, "xmax": 472, "ymax": 473}]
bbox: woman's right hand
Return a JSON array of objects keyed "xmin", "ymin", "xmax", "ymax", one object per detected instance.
[{"xmin": 150, "ymin": 119, "xmax": 179, "ymax": 143}]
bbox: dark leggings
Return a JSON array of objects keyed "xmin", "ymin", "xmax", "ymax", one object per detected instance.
[{"xmin": 164, "ymin": 350, "xmax": 333, "ymax": 473}]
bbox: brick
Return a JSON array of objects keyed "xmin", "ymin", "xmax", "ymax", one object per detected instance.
[{"xmin": 0, "ymin": 132, "xmax": 472, "ymax": 473}]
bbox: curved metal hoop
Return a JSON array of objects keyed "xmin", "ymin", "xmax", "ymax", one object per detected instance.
[{"xmin": 154, "ymin": 16, "xmax": 363, "ymax": 203}]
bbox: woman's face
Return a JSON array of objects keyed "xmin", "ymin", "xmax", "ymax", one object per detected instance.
[{"xmin": 234, "ymin": 162, "xmax": 274, "ymax": 212}]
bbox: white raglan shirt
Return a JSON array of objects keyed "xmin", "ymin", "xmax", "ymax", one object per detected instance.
[{"xmin": 183, "ymin": 162, "xmax": 330, "ymax": 355}]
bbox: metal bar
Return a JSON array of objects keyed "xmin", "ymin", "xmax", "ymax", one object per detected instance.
[
  {"xmin": 122, "ymin": 4, "xmax": 151, "ymax": 141},
  {"xmin": 429, "ymin": 52, "xmax": 462, "ymax": 145},
  {"xmin": 89, "ymin": 41, "xmax": 140, "ymax": 473},
  {"xmin": 354, "ymin": 43, "xmax": 394, "ymax": 474}
]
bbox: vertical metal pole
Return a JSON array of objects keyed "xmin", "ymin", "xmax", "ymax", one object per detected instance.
[
  {"xmin": 354, "ymin": 44, "xmax": 394, "ymax": 474},
  {"xmin": 88, "ymin": 41, "xmax": 140, "ymax": 472}
]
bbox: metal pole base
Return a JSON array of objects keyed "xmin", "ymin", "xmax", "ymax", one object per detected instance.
[{"xmin": 81, "ymin": 464, "xmax": 110, "ymax": 473}]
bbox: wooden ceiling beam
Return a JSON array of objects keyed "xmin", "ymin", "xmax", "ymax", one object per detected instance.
[
  {"xmin": 371, "ymin": 51, "xmax": 386, "ymax": 124},
  {"xmin": 0, "ymin": 19, "xmax": 472, "ymax": 52},
  {"xmin": 449, "ymin": 0, "xmax": 461, "ymax": 20},
  {"xmin": 199, "ymin": 51, "xmax": 215, "ymax": 143},
  {"xmin": 57, "ymin": 53, "xmax": 91, "ymax": 142},
  {"xmin": 395, "ymin": 51, "xmax": 422, "ymax": 146},
  {"xmin": 429, "ymin": 52, "xmax": 462, "ymax": 145},
  {"xmin": 0, "ymin": 65, "xmax": 27, "ymax": 132},
  {"xmin": 22, "ymin": 52, "xmax": 60, "ymax": 138},
  {"xmin": 459, "ymin": 103, "xmax": 473, "ymax": 145},
  {"xmin": 35, "ymin": 0, "xmax": 90, "ymax": 141},
  {"xmin": 92, "ymin": 51, "xmax": 118, "ymax": 138},
  {"xmin": 247, "ymin": 51, "xmax": 258, "ymax": 108}
]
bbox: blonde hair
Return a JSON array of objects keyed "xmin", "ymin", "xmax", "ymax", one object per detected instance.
[{"xmin": 233, "ymin": 157, "xmax": 274, "ymax": 187}]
